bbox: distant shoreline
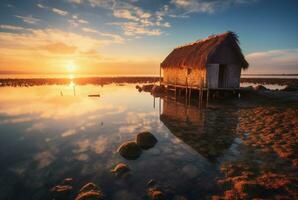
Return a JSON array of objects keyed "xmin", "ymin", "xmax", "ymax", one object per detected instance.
[{"xmin": 0, "ymin": 76, "xmax": 297, "ymax": 87}]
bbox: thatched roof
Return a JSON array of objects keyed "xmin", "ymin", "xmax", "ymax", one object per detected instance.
[{"xmin": 161, "ymin": 31, "xmax": 248, "ymax": 70}]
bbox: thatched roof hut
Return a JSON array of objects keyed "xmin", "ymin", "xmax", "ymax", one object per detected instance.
[{"xmin": 161, "ymin": 32, "xmax": 248, "ymax": 89}]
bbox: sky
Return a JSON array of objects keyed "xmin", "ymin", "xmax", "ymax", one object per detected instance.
[{"xmin": 0, "ymin": 0, "xmax": 297, "ymax": 76}]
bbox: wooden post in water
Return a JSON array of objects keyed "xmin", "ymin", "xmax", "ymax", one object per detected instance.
[{"xmin": 159, "ymin": 63, "xmax": 161, "ymax": 86}]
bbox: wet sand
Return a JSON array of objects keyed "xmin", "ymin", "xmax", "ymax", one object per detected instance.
[{"xmin": 213, "ymin": 106, "xmax": 298, "ymax": 199}]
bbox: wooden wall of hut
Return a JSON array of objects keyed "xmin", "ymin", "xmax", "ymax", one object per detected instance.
[{"xmin": 163, "ymin": 67, "xmax": 206, "ymax": 87}]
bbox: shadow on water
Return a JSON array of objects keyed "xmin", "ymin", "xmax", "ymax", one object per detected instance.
[{"xmin": 160, "ymin": 97, "xmax": 239, "ymax": 162}]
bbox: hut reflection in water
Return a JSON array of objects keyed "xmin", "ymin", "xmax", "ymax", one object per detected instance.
[{"xmin": 160, "ymin": 98, "xmax": 239, "ymax": 161}]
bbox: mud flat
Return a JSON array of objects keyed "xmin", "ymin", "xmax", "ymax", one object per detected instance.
[{"xmin": 213, "ymin": 107, "xmax": 298, "ymax": 199}]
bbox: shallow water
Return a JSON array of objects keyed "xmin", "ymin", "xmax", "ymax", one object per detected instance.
[{"xmin": 0, "ymin": 84, "xmax": 297, "ymax": 200}]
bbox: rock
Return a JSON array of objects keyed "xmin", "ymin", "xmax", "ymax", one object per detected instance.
[
  {"xmin": 136, "ymin": 85, "xmax": 142, "ymax": 92},
  {"xmin": 149, "ymin": 189, "xmax": 165, "ymax": 200},
  {"xmin": 75, "ymin": 191, "xmax": 104, "ymax": 200},
  {"xmin": 75, "ymin": 183, "xmax": 104, "ymax": 200},
  {"xmin": 151, "ymin": 85, "xmax": 165, "ymax": 94},
  {"xmin": 117, "ymin": 141, "xmax": 142, "ymax": 160},
  {"xmin": 51, "ymin": 185, "xmax": 72, "ymax": 200},
  {"xmin": 142, "ymin": 84, "xmax": 154, "ymax": 92},
  {"xmin": 79, "ymin": 183, "xmax": 99, "ymax": 194},
  {"xmin": 111, "ymin": 163, "xmax": 130, "ymax": 177},
  {"xmin": 254, "ymin": 85, "xmax": 267, "ymax": 91},
  {"xmin": 136, "ymin": 131, "xmax": 158, "ymax": 150},
  {"xmin": 234, "ymin": 180, "xmax": 264, "ymax": 198}
]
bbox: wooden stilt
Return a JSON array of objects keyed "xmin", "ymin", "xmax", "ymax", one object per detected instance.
[
  {"xmin": 206, "ymin": 88, "xmax": 209, "ymax": 107},
  {"xmin": 188, "ymin": 88, "xmax": 191, "ymax": 105}
]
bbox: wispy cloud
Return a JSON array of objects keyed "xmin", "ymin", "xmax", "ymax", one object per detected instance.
[
  {"xmin": 171, "ymin": 0, "xmax": 258, "ymax": 15},
  {"xmin": 82, "ymin": 27, "xmax": 124, "ymax": 43},
  {"xmin": 52, "ymin": 8, "xmax": 68, "ymax": 16},
  {"xmin": 112, "ymin": 22, "xmax": 162, "ymax": 36},
  {"xmin": 15, "ymin": 15, "xmax": 40, "ymax": 24},
  {"xmin": 246, "ymin": 49, "xmax": 298, "ymax": 73},
  {"xmin": 37, "ymin": 4, "xmax": 68, "ymax": 16},
  {"xmin": 0, "ymin": 24, "xmax": 26, "ymax": 31}
]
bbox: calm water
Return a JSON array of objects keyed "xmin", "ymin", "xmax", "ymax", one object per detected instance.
[{"xmin": 0, "ymin": 84, "xmax": 297, "ymax": 200}]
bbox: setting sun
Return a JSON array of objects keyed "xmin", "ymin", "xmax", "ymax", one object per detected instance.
[{"xmin": 66, "ymin": 62, "xmax": 76, "ymax": 72}]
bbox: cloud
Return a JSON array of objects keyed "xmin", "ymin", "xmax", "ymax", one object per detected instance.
[
  {"xmin": 69, "ymin": 15, "xmax": 89, "ymax": 27},
  {"xmin": 82, "ymin": 27, "xmax": 98, "ymax": 33},
  {"xmin": 61, "ymin": 129, "xmax": 77, "ymax": 137},
  {"xmin": 68, "ymin": 0, "xmax": 115, "ymax": 8},
  {"xmin": 112, "ymin": 22, "xmax": 162, "ymax": 36},
  {"xmin": 171, "ymin": 0, "xmax": 258, "ymax": 15},
  {"xmin": 37, "ymin": 3, "xmax": 45, "ymax": 8},
  {"xmin": 52, "ymin": 8, "xmax": 68, "ymax": 16},
  {"xmin": 245, "ymin": 49, "xmax": 298, "ymax": 73},
  {"xmin": 0, "ymin": 28, "xmax": 123, "ymax": 72},
  {"xmin": 68, "ymin": 0, "xmax": 82, "ymax": 3},
  {"xmin": 37, "ymin": 3, "xmax": 69, "ymax": 16},
  {"xmin": 0, "ymin": 24, "xmax": 26, "ymax": 31},
  {"xmin": 82, "ymin": 27, "xmax": 124, "ymax": 43},
  {"xmin": 41, "ymin": 42, "xmax": 77, "ymax": 54},
  {"xmin": 113, "ymin": 9, "xmax": 139, "ymax": 21},
  {"xmin": 15, "ymin": 15, "xmax": 40, "ymax": 24},
  {"xmin": 171, "ymin": 0, "xmax": 216, "ymax": 13}
]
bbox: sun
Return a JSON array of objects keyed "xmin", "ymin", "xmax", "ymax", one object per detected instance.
[{"xmin": 66, "ymin": 62, "xmax": 76, "ymax": 72}]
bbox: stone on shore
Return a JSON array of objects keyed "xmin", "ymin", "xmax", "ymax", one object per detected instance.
[
  {"xmin": 136, "ymin": 131, "xmax": 158, "ymax": 150},
  {"xmin": 111, "ymin": 163, "xmax": 130, "ymax": 177},
  {"xmin": 117, "ymin": 141, "xmax": 142, "ymax": 160},
  {"xmin": 149, "ymin": 189, "xmax": 165, "ymax": 200},
  {"xmin": 75, "ymin": 183, "xmax": 104, "ymax": 200},
  {"xmin": 51, "ymin": 185, "xmax": 73, "ymax": 200}
]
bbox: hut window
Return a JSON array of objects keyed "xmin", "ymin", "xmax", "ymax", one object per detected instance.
[{"xmin": 187, "ymin": 68, "xmax": 192, "ymax": 75}]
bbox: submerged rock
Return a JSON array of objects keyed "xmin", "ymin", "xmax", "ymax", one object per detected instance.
[
  {"xmin": 136, "ymin": 85, "xmax": 142, "ymax": 92},
  {"xmin": 75, "ymin": 183, "xmax": 104, "ymax": 200},
  {"xmin": 136, "ymin": 131, "xmax": 158, "ymax": 150},
  {"xmin": 79, "ymin": 183, "xmax": 99, "ymax": 194},
  {"xmin": 111, "ymin": 163, "xmax": 130, "ymax": 177},
  {"xmin": 149, "ymin": 189, "xmax": 165, "ymax": 200},
  {"xmin": 51, "ymin": 185, "xmax": 73, "ymax": 200},
  {"xmin": 118, "ymin": 141, "xmax": 142, "ymax": 160}
]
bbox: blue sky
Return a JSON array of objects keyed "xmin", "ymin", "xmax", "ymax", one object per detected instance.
[{"xmin": 0, "ymin": 0, "xmax": 297, "ymax": 75}]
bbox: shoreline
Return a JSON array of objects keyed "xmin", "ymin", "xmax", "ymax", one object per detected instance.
[{"xmin": 0, "ymin": 77, "xmax": 297, "ymax": 87}]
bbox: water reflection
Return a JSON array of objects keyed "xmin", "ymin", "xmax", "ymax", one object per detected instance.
[
  {"xmin": 160, "ymin": 98, "xmax": 238, "ymax": 161},
  {"xmin": 0, "ymin": 84, "xmax": 296, "ymax": 200}
]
